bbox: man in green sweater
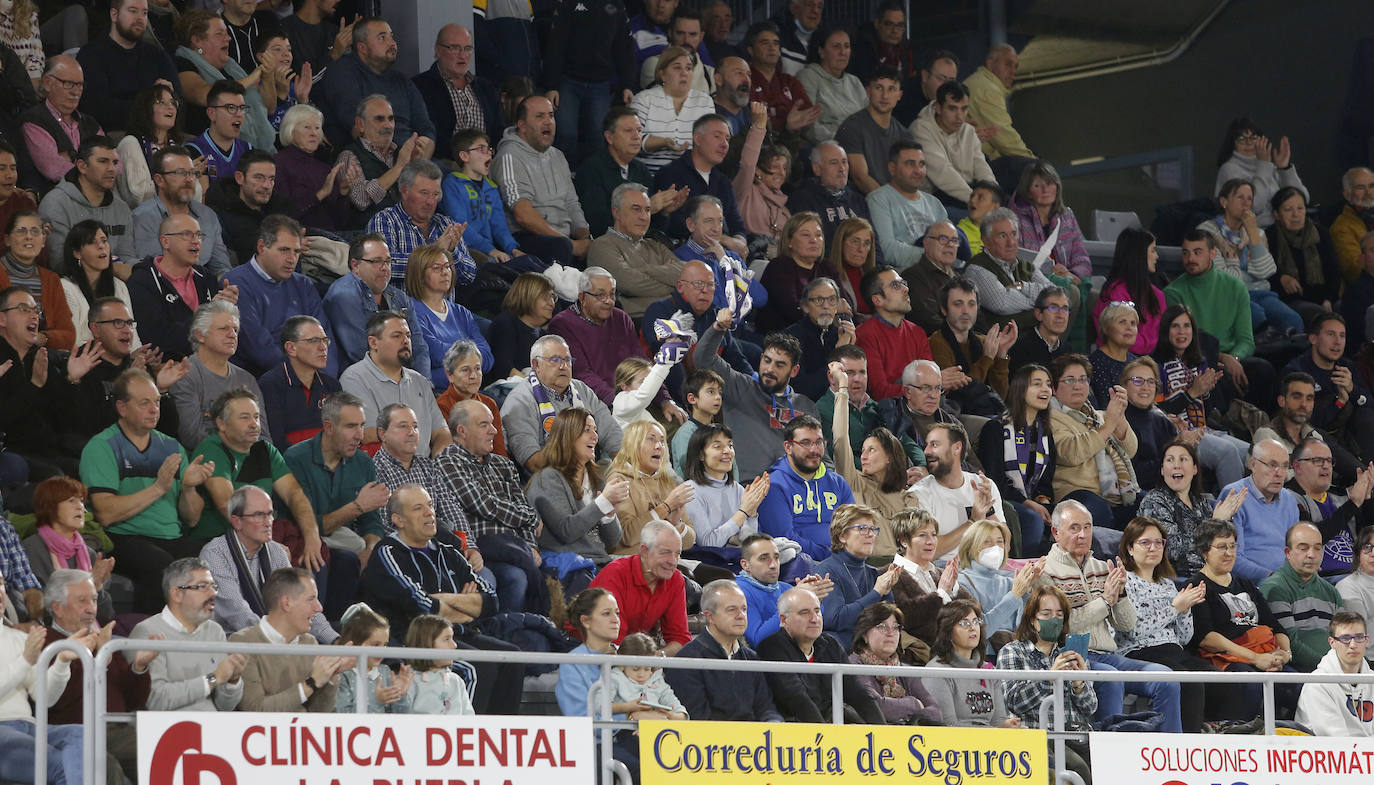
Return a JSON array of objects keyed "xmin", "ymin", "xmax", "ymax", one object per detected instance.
[
  {"xmin": 1260, "ymin": 522, "xmax": 1343, "ymax": 671},
  {"xmin": 1164, "ymin": 228, "xmax": 1274, "ymax": 405}
]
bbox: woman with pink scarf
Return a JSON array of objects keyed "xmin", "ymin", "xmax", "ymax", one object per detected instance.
[{"xmin": 21, "ymin": 476, "xmax": 115, "ymax": 623}]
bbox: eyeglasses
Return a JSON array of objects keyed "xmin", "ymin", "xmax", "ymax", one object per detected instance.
[
  {"xmin": 806, "ymin": 295, "xmax": 839, "ymax": 305},
  {"xmin": 1236, "ymin": 132, "xmax": 1261, "ymax": 143},
  {"xmin": 1295, "ymin": 456, "xmax": 1333, "ymax": 467},
  {"xmin": 0, "ymin": 304, "xmax": 41, "ymax": 316},
  {"xmin": 437, "ymin": 43, "xmax": 476, "ymax": 54},
  {"xmin": 905, "ymin": 383, "xmax": 944, "ymax": 394},
  {"xmin": 1333, "ymin": 634, "xmax": 1370, "ymax": 646},
  {"xmin": 49, "ymin": 75, "xmax": 83, "ymax": 90},
  {"xmin": 153, "ymin": 97, "xmax": 181, "ymax": 108},
  {"xmin": 177, "ymin": 582, "xmax": 219, "ymax": 593},
  {"xmin": 1252, "ymin": 456, "xmax": 1289, "ymax": 475},
  {"xmin": 293, "ymin": 336, "xmax": 331, "ymax": 346},
  {"xmin": 1107, "ymin": 299, "xmax": 1136, "ymax": 309},
  {"xmin": 1059, "ymin": 376, "xmax": 1090, "ymax": 386},
  {"xmin": 159, "ymin": 169, "xmax": 196, "ymax": 179},
  {"xmin": 357, "ymin": 256, "xmax": 394, "ymax": 267},
  {"xmin": 94, "ymin": 318, "xmax": 137, "ymax": 329},
  {"xmin": 925, "ymin": 234, "xmax": 959, "ymax": 246},
  {"xmin": 955, "ymin": 617, "xmax": 985, "ymax": 630},
  {"xmin": 845, "ymin": 524, "xmax": 880, "ymax": 534},
  {"xmin": 238, "ymin": 510, "xmax": 277, "ymax": 521},
  {"xmin": 873, "ymin": 623, "xmax": 901, "ymax": 634},
  {"xmin": 585, "ymin": 291, "xmax": 617, "ymax": 302},
  {"xmin": 463, "ymin": 144, "xmax": 492, "ymax": 154},
  {"xmin": 210, "ymin": 103, "xmax": 248, "ymax": 114},
  {"xmin": 1040, "ymin": 304, "xmax": 1072, "ymax": 314},
  {"xmin": 1127, "ymin": 376, "xmax": 1159, "ymax": 388},
  {"xmin": 1209, "ymin": 542, "xmax": 1239, "ymax": 553},
  {"xmin": 539, "ymin": 355, "xmax": 574, "ymax": 367},
  {"xmin": 683, "ymin": 280, "xmax": 715, "ymax": 291},
  {"xmin": 1134, "ymin": 538, "xmax": 1167, "ymax": 550},
  {"xmin": 162, "ymin": 230, "xmax": 207, "ymax": 241},
  {"xmin": 789, "ymin": 438, "xmax": 826, "ymax": 449},
  {"xmin": 1363, "ymin": 544, "xmax": 1374, "ymax": 554},
  {"xmin": 10, "ymin": 226, "xmax": 43, "ymax": 236}
]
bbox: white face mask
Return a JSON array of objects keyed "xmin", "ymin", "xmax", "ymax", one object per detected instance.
[{"xmin": 976, "ymin": 546, "xmax": 1005, "ymax": 571}]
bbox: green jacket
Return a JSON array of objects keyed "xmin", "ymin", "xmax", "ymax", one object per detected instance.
[
  {"xmin": 573, "ymin": 148, "xmax": 653, "ymax": 237},
  {"xmin": 1259, "ymin": 560, "xmax": 1343, "ymax": 672}
]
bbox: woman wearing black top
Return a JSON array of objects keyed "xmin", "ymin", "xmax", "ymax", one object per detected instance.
[
  {"xmin": 485, "ymin": 272, "xmax": 557, "ymax": 386},
  {"xmin": 977, "ymin": 363, "xmax": 1057, "ymax": 557}
]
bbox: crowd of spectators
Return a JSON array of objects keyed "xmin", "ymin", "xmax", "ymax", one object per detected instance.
[{"xmin": 6, "ymin": 1, "xmax": 1374, "ymax": 784}]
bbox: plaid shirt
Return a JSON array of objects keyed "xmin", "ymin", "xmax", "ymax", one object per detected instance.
[
  {"xmin": 366, "ymin": 203, "xmax": 477, "ymax": 287},
  {"xmin": 0, "ymin": 516, "xmax": 42, "ymax": 593},
  {"xmin": 445, "ymin": 76, "xmax": 486, "ymax": 137},
  {"xmin": 338, "ymin": 136, "xmax": 397, "ymax": 212},
  {"xmin": 372, "ymin": 447, "xmax": 473, "ymax": 541},
  {"xmin": 994, "ymin": 640, "xmax": 1097, "ymax": 730},
  {"xmin": 435, "ymin": 443, "xmax": 538, "ymax": 546}
]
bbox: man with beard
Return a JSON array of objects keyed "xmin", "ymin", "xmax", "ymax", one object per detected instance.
[
  {"xmin": 341, "ymin": 311, "xmax": 450, "ymax": 458},
  {"xmin": 186, "ymin": 81, "xmax": 252, "ymax": 185},
  {"xmin": 76, "ymin": 0, "xmax": 178, "ymax": 133},
  {"xmin": 501, "ymin": 334, "xmax": 622, "ymax": 472},
  {"xmin": 83, "ymin": 370, "xmax": 217, "ymax": 613},
  {"xmin": 1255, "ymin": 372, "xmax": 1363, "ymax": 487},
  {"xmin": 39, "ymin": 136, "xmax": 135, "ymax": 263},
  {"xmin": 59, "ymin": 297, "xmax": 188, "ymax": 453},
  {"xmin": 655, "ymin": 114, "xmax": 749, "ymax": 252},
  {"xmin": 20, "ymin": 56, "xmax": 103, "ymax": 189},
  {"xmin": 223, "ymin": 215, "xmax": 337, "ymax": 378},
  {"xmin": 836, "ymin": 66, "xmax": 910, "ymax": 195},
  {"xmin": 169, "ymin": 300, "xmax": 272, "ymax": 450},
  {"xmin": 756, "ymin": 413, "xmax": 853, "ymax": 561},
  {"xmin": 909, "ymin": 422, "xmax": 1003, "ymax": 562},
  {"xmin": 492, "ymin": 96, "xmax": 589, "ymax": 266},
  {"xmin": 284, "ymin": 391, "xmax": 391, "ymax": 561},
  {"xmin": 694, "ymin": 309, "xmax": 819, "ymax": 482},
  {"xmin": 712, "ymin": 54, "xmax": 802, "ymax": 176},
  {"xmin": 783, "ymin": 277, "xmax": 854, "ymax": 400},
  {"xmin": 928, "ymin": 277, "xmax": 1015, "ymax": 417},
  {"xmin": 1285, "ymin": 312, "xmax": 1374, "ymax": 467},
  {"xmin": 206, "ymin": 150, "xmax": 293, "ymax": 266},
  {"xmin": 317, "ymin": 17, "xmax": 436, "ymax": 147},
  {"xmin": 854, "ymin": 266, "xmax": 933, "ymax": 400},
  {"xmin": 131, "ymin": 146, "xmax": 233, "ymax": 277},
  {"xmin": 1332, "ymin": 167, "xmax": 1374, "ymax": 282},
  {"xmin": 1287, "ymin": 438, "xmax": 1374, "ymax": 577},
  {"xmin": 131, "ymin": 557, "xmax": 248, "ymax": 711}
]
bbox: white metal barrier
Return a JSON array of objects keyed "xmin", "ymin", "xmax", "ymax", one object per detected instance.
[{"xmin": 32, "ymin": 635, "xmax": 1374, "ymax": 785}]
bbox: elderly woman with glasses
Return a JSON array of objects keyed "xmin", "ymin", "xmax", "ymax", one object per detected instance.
[
  {"xmin": 1188, "ymin": 517, "xmax": 1299, "ymax": 719},
  {"xmin": 814, "ymin": 504, "xmax": 903, "ymax": 650},
  {"xmin": 925, "ymin": 599, "xmax": 1018, "ymax": 727},
  {"xmin": 847, "ymin": 602, "xmax": 942, "ymax": 725},
  {"xmin": 1088, "ymin": 300, "xmax": 1138, "ymax": 406},
  {"xmin": 1049, "ymin": 353, "xmax": 1138, "ymax": 532}
]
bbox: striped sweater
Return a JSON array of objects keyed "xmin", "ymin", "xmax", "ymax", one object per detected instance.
[{"xmin": 1035, "ymin": 544, "xmax": 1136, "ymax": 653}]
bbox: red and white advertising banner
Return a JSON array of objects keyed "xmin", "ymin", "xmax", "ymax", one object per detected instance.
[
  {"xmin": 137, "ymin": 711, "xmax": 595, "ymax": 785},
  {"xmin": 1090, "ymin": 730, "xmax": 1374, "ymax": 785}
]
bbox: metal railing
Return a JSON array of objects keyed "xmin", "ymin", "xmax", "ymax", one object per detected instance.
[{"xmin": 33, "ymin": 636, "xmax": 1374, "ymax": 785}]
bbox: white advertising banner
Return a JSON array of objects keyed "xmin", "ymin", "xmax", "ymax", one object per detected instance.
[
  {"xmin": 1090, "ymin": 731, "xmax": 1374, "ymax": 785},
  {"xmin": 137, "ymin": 711, "xmax": 595, "ymax": 785}
]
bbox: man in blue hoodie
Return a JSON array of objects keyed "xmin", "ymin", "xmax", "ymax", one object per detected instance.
[
  {"xmin": 757, "ymin": 413, "xmax": 855, "ymax": 561},
  {"xmin": 737, "ymin": 533, "xmax": 833, "ymax": 646}
]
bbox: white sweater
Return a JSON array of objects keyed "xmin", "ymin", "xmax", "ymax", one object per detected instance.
[
  {"xmin": 911, "ymin": 101, "xmax": 996, "ymax": 203},
  {"xmin": 0, "ymin": 625, "xmax": 72, "ymax": 722},
  {"xmin": 1295, "ymin": 648, "xmax": 1374, "ymax": 737}
]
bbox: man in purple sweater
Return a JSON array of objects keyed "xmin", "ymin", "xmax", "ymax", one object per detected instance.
[{"xmin": 547, "ymin": 266, "xmax": 689, "ymax": 422}]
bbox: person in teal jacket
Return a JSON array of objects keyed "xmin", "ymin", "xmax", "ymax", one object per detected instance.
[{"xmin": 440, "ymin": 128, "xmax": 546, "ymax": 273}]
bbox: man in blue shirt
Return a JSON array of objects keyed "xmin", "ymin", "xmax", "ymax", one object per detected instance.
[
  {"xmin": 222, "ymin": 215, "xmax": 338, "ymax": 377},
  {"xmin": 1225, "ymin": 438, "xmax": 1301, "ymax": 583},
  {"xmin": 322, "ymin": 233, "xmax": 428, "ymax": 374}
]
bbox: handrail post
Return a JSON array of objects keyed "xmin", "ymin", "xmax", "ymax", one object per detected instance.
[
  {"xmin": 355, "ymin": 651, "xmax": 369, "ymax": 713},
  {"xmin": 830, "ymin": 672, "xmax": 844, "ymax": 724},
  {"xmin": 93, "ymin": 643, "xmax": 112, "ymax": 785},
  {"xmin": 600, "ymin": 661, "xmax": 614, "ymax": 785},
  {"xmin": 1053, "ymin": 672, "xmax": 1068, "ymax": 785},
  {"xmin": 32, "ymin": 639, "xmax": 95, "ymax": 785},
  {"xmin": 1262, "ymin": 680, "xmax": 1276, "ymax": 735}
]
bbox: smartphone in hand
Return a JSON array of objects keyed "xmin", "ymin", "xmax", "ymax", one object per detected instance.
[{"xmin": 1064, "ymin": 633, "xmax": 1090, "ymax": 659}]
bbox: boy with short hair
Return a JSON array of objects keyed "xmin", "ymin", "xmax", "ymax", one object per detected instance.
[
  {"xmin": 440, "ymin": 128, "xmax": 544, "ymax": 273},
  {"xmin": 958, "ymin": 180, "xmax": 1004, "ymax": 255},
  {"xmin": 1295, "ymin": 611, "xmax": 1374, "ymax": 736},
  {"xmin": 187, "ymin": 80, "xmax": 252, "ymax": 183},
  {"xmin": 671, "ymin": 368, "xmax": 725, "ymax": 470}
]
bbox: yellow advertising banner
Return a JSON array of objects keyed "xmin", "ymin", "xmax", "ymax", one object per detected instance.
[{"xmin": 640, "ymin": 720, "xmax": 1047, "ymax": 785}]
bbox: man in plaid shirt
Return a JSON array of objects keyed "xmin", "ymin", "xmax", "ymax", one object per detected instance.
[
  {"xmin": 437, "ymin": 399, "xmax": 547, "ymax": 615},
  {"xmin": 0, "ymin": 515, "xmax": 42, "ymax": 622},
  {"xmin": 372, "ymin": 403, "xmax": 483, "ymax": 559}
]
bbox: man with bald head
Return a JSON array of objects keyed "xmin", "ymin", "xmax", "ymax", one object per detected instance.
[
  {"xmin": 1227, "ymin": 439, "xmax": 1302, "ymax": 583},
  {"xmin": 21, "ymin": 55, "xmax": 103, "ymax": 188},
  {"xmin": 1262, "ymin": 521, "xmax": 1345, "ymax": 672},
  {"xmin": 902, "ymin": 218, "xmax": 962, "ymax": 333},
  {"xmin": 413, "ymin": 24, "xmax": 503, "ymax": 160},
  {"xmin": 131, "ymin": 145, "xmax": 233, "ymax": 277},
  {"xmin": 756, "ymin": 586, "xmax": 884, "ymax": 723},
  {"xmin": 127, "ymin": 212, "xmax": 238, "ymax": 360},
  {"xmin": 963, "ymin": 43, "xmax": 1035, "ymax": 191},
  {"xmin": 644, "ymin": 258, "xmax": 755, "ymax": 394},
  {"xmin": 492, "ymin": 96, "xmax": 590, "ymax": 266}
]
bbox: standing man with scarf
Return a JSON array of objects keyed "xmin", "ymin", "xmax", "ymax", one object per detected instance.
[
  {"xmin": 928, "ymin": 276, "xmax": 1016, "ymax": 417},
  {"xmin": 201, "ymin": 485, "xmax": 338, "ymax": 642},
  {"xmin": 501, "ymin": 334, "xmax": 623, "ymax": 474},
  {"xmin": 693, "ymin": 307, "xmax": 818, "ymax": 483}
]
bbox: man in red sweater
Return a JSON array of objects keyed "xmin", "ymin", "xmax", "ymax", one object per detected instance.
[
  {"xmin": 588, "ymin": 520, "xmax": 690, "ymax": 655},
  {"xmin": 854, "ymin": 267, "xmax": 934, "ymax": 399}
]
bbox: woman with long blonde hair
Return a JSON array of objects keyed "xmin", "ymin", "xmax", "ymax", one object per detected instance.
[{"xmin": 606, "ymin": 419, "xmax": 696, "ymax": 554}]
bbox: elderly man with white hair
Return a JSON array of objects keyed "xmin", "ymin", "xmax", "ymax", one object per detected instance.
[
  {"xmin": 500, "ymin": 333, "xmax": 623, "ymax": 473},
  {"xmin": 590, "ymin": 519, "xmax": 692, "ymax": 655},
  {"xmin": 169, "ymin": 299, "xmax": 272, "ymax": 450},
  {"xmin": 1333, "ymin": 167, "xmax": 1374, "ymax": 282},
  {"xmin": 961, "ymin": 206, "xmax": 1054, "ymax": 322},
  {"xmin": 548, "ymin": 265, "xmax": 688, "ymax": 418},
  {"xmin": 586, "ymin": 183, "xmax": 686, "ymax": 318},
  {"xmin": 1225, "ymin": 438, "xmax": 1302, "ymax": 583},
  {"xmin": 785, "ymin": 141, "xmax": 872, "ymax": 251}
]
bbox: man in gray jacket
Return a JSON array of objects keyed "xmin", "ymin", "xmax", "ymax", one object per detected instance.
[
  {"xmin": 491, "ymin": 96, "xmax": 591, "ymax": 267},
  {"xmin": 38, "ymin": 136, "xmax": 135, "ymax": 263},
  {"xmin": 692, "ymin": 309, "xmax": 818, "ymax": 482},
  {"xmin": 500, "ymin": 334, "xmax": 621, "ymax": 473}
]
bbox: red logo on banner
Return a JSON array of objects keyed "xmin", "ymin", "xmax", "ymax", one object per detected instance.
[{"xmin": 149, "ymin": 721, "xmax": 238, "ymax": 785}]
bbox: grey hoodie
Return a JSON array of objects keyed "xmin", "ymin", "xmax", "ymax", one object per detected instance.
[
  {"xmin": 39, "ymin": 178, "xmax": 135, "ymax": 263},
  {"xmin": 692, "ymin": 323, "xmax": 817, "ymax": 482},
  {"xmin": 492, "ymin": 126, "xmax": 587, "ymax": 237}
]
